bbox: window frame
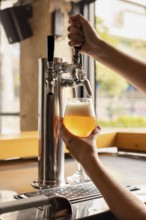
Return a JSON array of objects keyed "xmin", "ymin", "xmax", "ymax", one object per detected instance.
[{"xmin": 82, "ymin": 1, "xmax": 97, "ymax": 110}]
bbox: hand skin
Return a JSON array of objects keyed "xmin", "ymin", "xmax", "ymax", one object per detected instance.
[
  {"xmin": 68, "ymin": 13, "xmax": 146, "ymax": 94},
  {"xmin": 60, "ymin": 119, "xmax": 146, "ymax": 220}
]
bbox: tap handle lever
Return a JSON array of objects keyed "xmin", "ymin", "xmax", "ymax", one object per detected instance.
[
  {"xmin": 47, "ymin": 35, "xmax": 55, "ymax": 63},
  {"xmin": 73, "ymin": 46, "xmax": 82, "ymax": 65},
  {"xmin": 80, "ymin": 53, "xmax": 82, "ymax": 66},
  {"xmin": 74, "ymin": 46, "xmax": 81, "ymax": 55}
]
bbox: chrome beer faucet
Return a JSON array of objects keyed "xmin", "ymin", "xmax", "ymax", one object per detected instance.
[{"xmin": 32, "ymin": 35, "xmax": 92, "ymax": 188}]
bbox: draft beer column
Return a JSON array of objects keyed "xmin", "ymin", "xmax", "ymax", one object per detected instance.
[
  {"xmin": 33, "ymin": 36, "xmax": 65, "ymax": 188},
  {"xmin": 33, "ymin": 35, "xmax": 93, "ymax": 189}
]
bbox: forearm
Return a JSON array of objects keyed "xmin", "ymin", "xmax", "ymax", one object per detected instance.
[
  {"xmin": 92, "ymin": 39, "xmax": 146, "ymax": 94},
  {"xmin": 82, "ymin": 154, "xmax": 146, "ymax": 220}
]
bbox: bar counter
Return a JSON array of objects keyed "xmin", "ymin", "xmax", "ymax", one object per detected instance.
[{"xmin": 1, "ymin": 151, "xmax": 146, "ymax": 219}]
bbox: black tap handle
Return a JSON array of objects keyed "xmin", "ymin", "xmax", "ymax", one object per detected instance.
[
  {"xmin": 74, "ymin": 46, "xmax": 81, "ymax": 55},
  {"xmin": 47, "ymin": 35, "xmax": 54, "ymax": 62}
]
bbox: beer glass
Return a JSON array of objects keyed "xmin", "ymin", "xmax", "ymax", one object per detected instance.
[{"xmin": 64, "ymin": 97, "xmax": 96, "ymax": 184}]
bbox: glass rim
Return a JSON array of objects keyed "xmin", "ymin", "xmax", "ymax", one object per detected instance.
[{"xmin": 67, "ymin": 97, "xmax": 92, "ymax": 102}]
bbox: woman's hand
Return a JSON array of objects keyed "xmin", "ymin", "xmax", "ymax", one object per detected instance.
[
  {"xmin": 60, "ymin": 118, "xmax": 101, "ymax": 166},
  {"xmin": 68, "ymin": 13, "xmax": 101, "ymax": 56}
]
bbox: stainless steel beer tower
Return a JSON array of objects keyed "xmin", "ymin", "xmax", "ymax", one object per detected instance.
[{"xmin": 32, "ymin": 36, "xmax": 92, "ymax": 188}]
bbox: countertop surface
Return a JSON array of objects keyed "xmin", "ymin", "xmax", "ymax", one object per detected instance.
[{"xmin": 1, "ymin": 150, "xmax": 146, "ymax": 219}]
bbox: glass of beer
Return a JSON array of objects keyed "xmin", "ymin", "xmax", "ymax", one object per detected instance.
[{"xmin": 63, "ymin": 97, "xmax": 96, "ymax": 184}]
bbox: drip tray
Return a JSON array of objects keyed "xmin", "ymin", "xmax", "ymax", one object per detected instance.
[
  {"xmin": 0, "ymin": 183, "xmax": 140, "ymax": 220},
  {"xmin": 15, "ymin": 181, "xmax": 139, "ymax": 204}
]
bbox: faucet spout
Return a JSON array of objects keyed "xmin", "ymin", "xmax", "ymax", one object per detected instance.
[{"xmin": 82, "ymin": 77, "xmax": 93, "ymax": 97}]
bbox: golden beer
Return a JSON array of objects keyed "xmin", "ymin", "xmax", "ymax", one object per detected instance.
[
  {"xmin": 64, "ymin": 98, "xmax": 96, "ymax": 137},
  {"xmin": 64, "ymin": 115, "xmax": 96, "ymax": 137}
]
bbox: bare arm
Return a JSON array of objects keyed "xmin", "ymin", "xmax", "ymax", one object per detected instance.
[
  {"xmin": 93, "ymin": 39, "xmax": 146, "ymax": 94},
  {"xmin": 68, "ymin": 13, "xmax": 146, "ymax": 94},
  {"xmin": 83, "ymin": 154, "xmax": 146, "ymax": 220},
  {"xmin": 60, "ymin": 120, "xmax": 146, "ymax": 220}
]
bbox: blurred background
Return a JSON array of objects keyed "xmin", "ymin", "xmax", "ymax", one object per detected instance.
[{"xmin": 0, "ymin": 0, "xmax": 146, "ymax": 134}]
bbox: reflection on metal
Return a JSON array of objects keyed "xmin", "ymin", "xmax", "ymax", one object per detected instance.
[{"xmin": 0, "ymin": 192, "xmax": 72, "ymax": 220}]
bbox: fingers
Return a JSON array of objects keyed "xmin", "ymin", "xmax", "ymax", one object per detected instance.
[
  {"xmin": 68, "ymin": 31, "xmax": 84, "ymax": 47},
  {"xmin": 68, "ymin": 14, "xmax": 82, "ymax": 31},
  {"xmin": 60, "ymin": 118, "xmax": 76, "ymax": 147},
  {"xmin": 89, "ymin": 126, "xmax": 101, "ymax": 138},
  {"xmin": 68, "ymin": 40, "xmax": 82, "ymax": 47},
  {"xmin": 68, "ymin": 19, "xmax": 82, "ymax": 29},
  {"xmin": 60, "ymin": 118, "xmax": 101, "ymax": 146},
  {"xmin": 68, "ymin": 13, "xmax": 86, "ymax": 26},
  {"xmin": 68, "ymin": 28, "xmax": 84, "ymax": 47},
  {"xmin": 68, "ymin": 26, "xmax": 84, "ymax": 37},
  {"xmin": 68, "ymin": 14, "xmax": 85, "ymax": 48}
]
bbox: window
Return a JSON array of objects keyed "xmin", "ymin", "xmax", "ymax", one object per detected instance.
[
  {"xmin": 0, "ymin": 0, "xmax": 20, "ymax": 134},
  {"xmin": 95, "ymin": 0, "xmax": 146, "ymax": 131}
]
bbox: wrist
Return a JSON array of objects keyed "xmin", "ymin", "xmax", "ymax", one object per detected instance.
[
  {"xmin": 81, "ymin": 152, "xmax": 100, "ymax": 170},
  {"xmin": 90, "ymin": 38, "xmax": 107, "ymax": 62},
  {"xmin": 81, "ymin": 153, "xmax": 105, "ymax": 182}
]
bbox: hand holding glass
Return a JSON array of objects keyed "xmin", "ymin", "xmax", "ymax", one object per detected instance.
[{"xmin": 63, "ymin": 97, "xmax": 96, "ymax": 184}]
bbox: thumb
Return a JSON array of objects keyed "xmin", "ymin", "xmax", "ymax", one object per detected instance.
[{"xmin": 89, "ymin": 126, "xmax": 101, "ymax": 138}]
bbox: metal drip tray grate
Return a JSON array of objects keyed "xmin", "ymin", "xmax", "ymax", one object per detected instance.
[{"xmin": 15, "ymin": 181, "xmax": 139, "ymax": 204}]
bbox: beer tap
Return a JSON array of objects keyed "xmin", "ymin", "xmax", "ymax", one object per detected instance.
[
  {"xmin": 33, "ymin": 35, "xmax": 65, "ymax": 188},
  {"xmin": 72, "ymin": 46, "xmax": 92, "ymax": 97},
  {"xmin": 61, "ymin": 47, "xmax": 92, "ymax": 97},
  {"xmin": 71, "ymin": 46, "xmax": 81, "ymax": 82},
  {"xmin": 33, "ymin": 35, "xmax": 93, "ymax": 189}
]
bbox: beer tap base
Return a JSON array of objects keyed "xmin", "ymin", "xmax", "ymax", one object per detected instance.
[{"xmin": 32, "ymin": 179, "xmax": 66, "ymax": 189}]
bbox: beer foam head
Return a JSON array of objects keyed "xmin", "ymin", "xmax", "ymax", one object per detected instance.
[{"xmin": 65, "ymin": 98, "xmax": 95, "ymax": 116}]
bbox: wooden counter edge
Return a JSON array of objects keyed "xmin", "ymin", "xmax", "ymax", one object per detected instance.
[{"xmin": 1, "ymin": 130, "xmax": 146, "ymax": 160}]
